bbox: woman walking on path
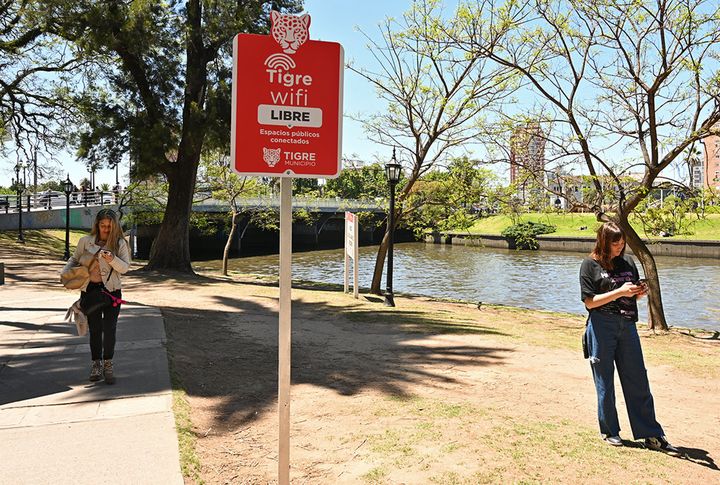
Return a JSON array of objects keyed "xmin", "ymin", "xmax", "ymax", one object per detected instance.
[
  {"xmin": 67, "ymin": 208, "xmax": 130, "ymax": 384},
  {"xmin": 579, "ymin": 222, "xmax": 678, "ymax": 454}
]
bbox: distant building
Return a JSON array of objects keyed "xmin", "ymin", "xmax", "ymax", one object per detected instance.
[
  {"xmin": 700, "ymin": 127, "xmax": 720, "ymax": 190},
  {"xmin": 509, "ymin": 122, "xmax": 546, "ymax": 185},
  {"xmin": 509, "ymin": 123, "xmax": 546, "ymax": 205},
  {"xmin": 547, "ymin": 172, "xmax": 584, "ymax": 210}
]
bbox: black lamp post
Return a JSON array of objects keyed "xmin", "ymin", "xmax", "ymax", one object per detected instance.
[
  {"xmin": 14, "ymin": 163, "xmax": 24, "ymax": 243},
  {"xmin": 384, "ymin": 148, "xmax": 402, "ymax": 307},
  {"xmin": 63, "ymin": 175, "xmax": 74, "ymax": 260}
]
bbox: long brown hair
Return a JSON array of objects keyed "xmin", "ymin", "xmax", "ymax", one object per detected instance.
[
  {"xmin": 590, "ymin": 221, "xmax": 625, "ymax": 269},
  {"xmin": 90, "ymin": 208, "xmax": 128, "ymax": 254}
]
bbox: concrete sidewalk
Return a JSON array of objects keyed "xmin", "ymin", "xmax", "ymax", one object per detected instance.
[{"xmin": 0, "ymin": 287, "xmax": 183, "ymax": 485}]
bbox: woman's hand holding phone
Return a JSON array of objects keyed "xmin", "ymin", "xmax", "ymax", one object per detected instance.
[{"xmin": 634, "ymin": 278, "xmax": 648, "ymax": 298}]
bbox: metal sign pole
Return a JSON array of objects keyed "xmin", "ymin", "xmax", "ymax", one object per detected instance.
[
  {"xmin": 344, "ymin": 244, "xmax": 349, "ymax": 294},
  {"xmin": 278, "ymin": 176, "xmax": 292, "ymax": 485},
  {"xmin": 353, "ymin": 215, "xmax": 359, "ymax": 299},
  {"xmin": 344, "ymin": 212, "xmax": 350, "ymax": 294}
]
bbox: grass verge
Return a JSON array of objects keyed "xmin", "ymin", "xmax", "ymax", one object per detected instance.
[
  {"xmin": 467, "ymin": 213, "xmax": 720, "ymax": 240},
  {"xmin": 0, "ymin": 229, "xmax": 86, "ymax": 259},
  {"xmin": 168, "ymin": 357, "xmax": 203, "ymax": 484}
]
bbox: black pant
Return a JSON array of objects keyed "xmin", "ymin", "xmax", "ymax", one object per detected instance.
[{"xmin": 83, "ymin": 282, "xmax": 121, "ymax": 361}]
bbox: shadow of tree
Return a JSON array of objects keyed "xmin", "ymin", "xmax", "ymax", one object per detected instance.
[{"xmin": 162, "ymin": 289, "xmax": 511, "ymax": 431}]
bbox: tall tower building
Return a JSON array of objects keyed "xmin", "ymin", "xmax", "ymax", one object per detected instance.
[
  {"xmin": 509, "ymin": 122, "xmax": 546, "ymax": 185},
  {"xmin": 701, "ymin": 128, "xmax": 720, "ymax": 190}
]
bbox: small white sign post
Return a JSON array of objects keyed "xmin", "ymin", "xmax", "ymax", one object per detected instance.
[{"xmin": 344, "ymin": 212, "xmax": 359, "ymax": 298}]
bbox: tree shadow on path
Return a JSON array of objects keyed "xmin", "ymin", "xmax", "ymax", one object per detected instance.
[{"xmin": 162, "ymin": 289, "xmax": 512, "ymax": 431}]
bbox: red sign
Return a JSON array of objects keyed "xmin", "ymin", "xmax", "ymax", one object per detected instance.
[{"xmin": 231, "ymin": 16, "xmax": 344, "ymax": 178}]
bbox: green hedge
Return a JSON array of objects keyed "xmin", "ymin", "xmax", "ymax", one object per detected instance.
[{"xmin": 501, "ymin": 222, "xmax": 557, "ymax": 250}]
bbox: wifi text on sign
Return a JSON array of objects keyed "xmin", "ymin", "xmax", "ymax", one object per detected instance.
[{"xmin": 231, "ymin": 25, "xmax": 344, "ymax": 178}]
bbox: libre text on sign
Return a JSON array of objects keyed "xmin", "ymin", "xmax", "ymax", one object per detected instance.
[{"xmin": 232, "ymin": 12, "xmax": 344, "ymax": 178}]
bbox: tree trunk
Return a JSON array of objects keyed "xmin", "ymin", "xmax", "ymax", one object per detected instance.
[
  {"xmin": 617, "ymin": 218, "xmax": 669, "ymax": 331},
  {"xmin": 222, "ymin": 211, "xmax": 238, "ymax": 276},
  {"xmin": 145, "ymin": 162, "xmax": 197, "ymax": 272},
  {"xmin": 145, "ymin": 0, "xmax": 207, "ymax": 273},
  {"xmin": 370, "ymin": 231, "xmax": 389, "ymax": 294}
]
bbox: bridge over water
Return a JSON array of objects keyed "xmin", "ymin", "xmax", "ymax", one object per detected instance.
[
  {"xmin": 0, "ymin": 192, "xmax": 385, "ymax": 231},
  {"xmin": 191, "ymin": 196, "xmax": 384, "ymax": 213}
]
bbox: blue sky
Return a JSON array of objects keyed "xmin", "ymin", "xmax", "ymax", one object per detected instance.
[
  {"xmin": 1, "ymin": 0, "xmax": 414, "ymax": 188},
  {"xmin": 1, "ymin": 1, "xmax": 710, "ymax": 188}
]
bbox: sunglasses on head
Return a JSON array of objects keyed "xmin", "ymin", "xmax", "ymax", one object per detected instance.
[{"xmin": 97, "ymin": 209, "xmax": 117, "ymax": 219}]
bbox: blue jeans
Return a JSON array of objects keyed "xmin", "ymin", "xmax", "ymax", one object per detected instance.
[{"xmin": 585, "ymin": 311, "xmax": 664, "ymax": 439}]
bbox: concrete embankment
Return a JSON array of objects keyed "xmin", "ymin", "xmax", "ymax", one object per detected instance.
[{"xmin": 427, "ymin": 232, "xmax": 720, "ymax": 259}]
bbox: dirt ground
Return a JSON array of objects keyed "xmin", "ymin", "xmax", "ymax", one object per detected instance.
[{"xmin": 3, "ymin": 249, "xmax": 719, "ymax": 484}]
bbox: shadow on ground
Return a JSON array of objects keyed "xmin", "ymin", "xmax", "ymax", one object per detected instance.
[{"xmin": 161, "ymin": 285, "xmax": 511, "ymax": 432}]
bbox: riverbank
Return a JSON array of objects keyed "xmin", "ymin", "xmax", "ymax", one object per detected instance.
[
  {"xmin": 468, "ymin": 213, "xmax": 720, "ymax": 240},
  {"xmin": 433, "ymin": 232, "xmax": 720, "ymax": 259},
  {"xmin": 2, "ymin": 243, "xmax": 718, "ymax": 484}
]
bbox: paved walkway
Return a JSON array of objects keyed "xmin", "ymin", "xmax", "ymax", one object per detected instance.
[{"xmin": 0, "ymin": 286, "xmax": 183, "ymax": 484}]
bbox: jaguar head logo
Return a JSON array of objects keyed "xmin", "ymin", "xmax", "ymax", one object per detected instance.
[{"xmin": 270, "ymin": 11, "xmax": 310, "ymax": 54}]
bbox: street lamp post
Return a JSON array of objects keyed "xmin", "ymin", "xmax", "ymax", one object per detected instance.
[
  {"xmin": 14, "ymin": 163, "xmax": 24, "ymax": 243},
  {"xmin": 63, "ymin": 175, "xmax": 74, "ymax": 260},
  {"xmin": 384, "ymin": 148, "xmax": 402, "ymax": 307}
]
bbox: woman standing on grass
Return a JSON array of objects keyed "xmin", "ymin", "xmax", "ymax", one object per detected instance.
[
  {"xmin": 67, "ymin": 208, "xmax": 130, "ymax": 384},
  {"xmin": 579, "ymin": 221, "xmax": 678, "ymax": 454}
]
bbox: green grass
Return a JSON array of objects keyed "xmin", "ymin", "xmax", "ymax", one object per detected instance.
[
  {"xmin": 466, "ymin": 213, "xmax": 720, "ymax": 240},
  {"xmin": 168, "ymin": 363, "xmax": 204, "ymax": 484},
  {"xmin": 362, "ymin": 466, "xmax": 388, "ymax": 484},
  {"xmin": 0, "ymin": 229, "xmax": 87, "ymax": 258},
  {"xmin": 362, "ymin": 392, "xmax": 682, "ymax": 484}
]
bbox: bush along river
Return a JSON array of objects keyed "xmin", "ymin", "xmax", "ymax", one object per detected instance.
[{"xmin": 196, "ymin": 242, "xmax": 720, "ymax": 331}]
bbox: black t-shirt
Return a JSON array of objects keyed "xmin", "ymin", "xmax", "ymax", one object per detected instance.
[{"xmin": 579, "ymin": 254, "xmax": 640, "ymax": 321}]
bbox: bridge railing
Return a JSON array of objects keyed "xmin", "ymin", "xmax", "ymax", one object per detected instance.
[
  {"xmin": 0, "ymin": 191, "xmax": 382, "ymax": 215},
  {"xmin": 195, "ymin": 196, "xmax": 385, "ymax": 210},
  {"xmin": 0, "ymin": 190, "xmax": 120, "ymax": 214}
]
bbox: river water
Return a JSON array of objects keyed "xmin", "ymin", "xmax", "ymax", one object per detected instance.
[{"xmin": 206, "ymin": 242, "xmax": 720, "ymax": 331}]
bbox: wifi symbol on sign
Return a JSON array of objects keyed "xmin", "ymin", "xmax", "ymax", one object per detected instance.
[{"xmin": 264, "ymin": 53, "xmax": 296, "ymax": 71}]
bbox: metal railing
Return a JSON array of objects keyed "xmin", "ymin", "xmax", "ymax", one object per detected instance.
[
  {"xmin": 0, "ymin": 191, "xmax": 382, "ymax": 216},
  {"xmin": 0, "ymin": 190, "xmax": 120, "ymax": 214},
  {"xmin": 195, "ymin": 196, "xmax": 385, "ymax": 211}
]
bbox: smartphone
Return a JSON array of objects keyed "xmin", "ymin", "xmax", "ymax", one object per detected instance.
[{"xmin": 101, "ymin": 250, "xmax": 112, "ymax": 257}]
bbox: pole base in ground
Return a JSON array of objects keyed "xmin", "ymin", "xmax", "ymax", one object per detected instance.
[{"xmin": 384, "ymin": 292, "xmax": 395, "ymax": 307}]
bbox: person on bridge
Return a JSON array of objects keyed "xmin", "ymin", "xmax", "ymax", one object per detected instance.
[
  {"xmin": 579, "ymin": 221, "xmax": 678, "ymax": 454},
  {"xmin": 68, "ymin": 209, "xmax": 130, "ymax": 384}
]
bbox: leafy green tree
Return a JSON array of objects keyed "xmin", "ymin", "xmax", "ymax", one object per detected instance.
[
  {"xmin": 1, "ymin": 1, "xmax": 80, "ymax": 181},
  {"xmin": 53, "ymin": 0, "xmax": 302, "ymax": 272},
  {"xmin": 467, "ymin": 0, "xmax": 720, "ymax": 330},
  {"xmin": 349, "ymin": 0, "xmax": 516, "ymax": 294},
  {"xmin": 324, "ymin": 162, "xmax": 387, "ymax": 200},
  {"xmin": 403, "ymin": 157, "xmax": 498, "ymax": 235},
  {"xmin": 199, "ymin": 154, "xmax": 264, "ymax": 275},
  {"xmin": 634, "ymin": 195, "xmax": 697, "ymax": 238}
]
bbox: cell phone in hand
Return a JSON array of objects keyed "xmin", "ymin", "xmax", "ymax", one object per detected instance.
[
  {"xmin": 101, "ymin": 250, "xmax": 112, "ymax": 257},
  {"xmin": 635, "ymin": 278, "xmax": 648, "ymax": 291}
]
